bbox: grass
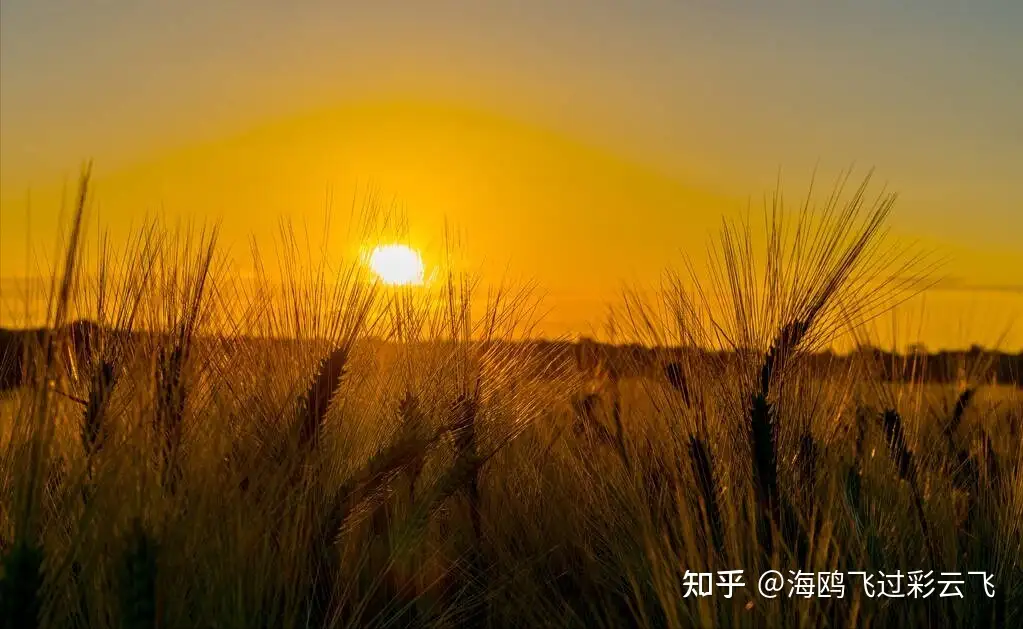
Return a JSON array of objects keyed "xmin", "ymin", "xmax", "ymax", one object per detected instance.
[{"xmin": 0, "ymin": 169, "xmax": 1021, "ymax": 628}]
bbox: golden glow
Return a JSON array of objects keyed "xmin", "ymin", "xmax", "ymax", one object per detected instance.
[
  {"xmin": 368, "ymin": 244, "xmax": 425, "ymax": 286},
  {"xmin": 1, "ymin": 101, "xmax": 1020, "ymax": 348}
]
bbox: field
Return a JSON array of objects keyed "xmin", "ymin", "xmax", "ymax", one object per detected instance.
[{"xmin": 1, "ymin": 174, "xmax": 1021, "ymax": 628}]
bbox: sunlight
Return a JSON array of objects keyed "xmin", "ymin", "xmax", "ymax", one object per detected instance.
[{"xmin": 368, "ymin": 244, "xmax": 425, "ymax": 286}]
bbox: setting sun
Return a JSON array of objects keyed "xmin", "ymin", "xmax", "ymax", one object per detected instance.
[{"xmin": 368, "ymin": 244, "xmax": 425, "ymax": 286}]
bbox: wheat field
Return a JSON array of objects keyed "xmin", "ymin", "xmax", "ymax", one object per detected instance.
[{"xmin": 1, "ymin": 172, "xmax": 1021, "ymax": 628}]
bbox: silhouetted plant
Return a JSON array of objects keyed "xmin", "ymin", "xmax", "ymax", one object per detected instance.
[
  {"xmin": 82, "ymin": 360, "xmax": 116, "ymax": 457},
  {"xmin": 664, "ymin": 362, "xmax": 691, "ymax": 407},
  {"xmin": 299, "ymin": 346, "xmax": 349, "ymax": 452},
  {"xmin": 119, "ymin": 519, "xmax": 158, "ymax": 629},
  {"xmin": 879, "ymin": 408, "xmax": 939, "ymax": 568},
  {"xmin": 688, "ymin": 436, "xmax": 724, "ymax": 558}
]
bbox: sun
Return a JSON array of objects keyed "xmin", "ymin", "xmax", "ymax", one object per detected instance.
[{"xmin": 367, "ymin": 244, "xmax": 425, "ymax": 286}]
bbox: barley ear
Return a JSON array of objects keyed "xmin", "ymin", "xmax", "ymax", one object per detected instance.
[
  {"xmin": 299, "ymin": 347, "xmax": 349, "ymax": 451},
  {"xmin": 82, "ymin": 360, "xmax": 117, "ymax": 456},
  {"xmin": 396, "ymin": 391, "xmax": 427, "ymax": 501},
  {"xmin": 949, "ymin": 387, "xmax": 975, "ymax": 436},
  {"xmin": 750, "ymin": 392, "xmax": 779, "ymax": 556},
  {"xmin": 879, "ymin": 408, "xmax": 940, "ymax": 568},
  {"xmin": 688, "ymin": 436, "xmax": 724, "ymax": 558},
  {"xmin": 880, "ymin": 409, "xmax": 915, "ymax": 482},
  {"xmin": 155, "ymin": 344, "xmax": 187, "ymax": 490},
  {"xmin": 665, "ymin": 362, "xmax": 691, "ymax": 407}
]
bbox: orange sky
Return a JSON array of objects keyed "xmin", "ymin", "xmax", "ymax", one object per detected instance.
[{"xmin": 1, "ymin": 2, "xmax": 1021, "ymax": 349}]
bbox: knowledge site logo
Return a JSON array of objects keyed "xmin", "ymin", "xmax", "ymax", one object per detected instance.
[{"xmin": 678, "ymin": 570, "xmax": 997, "ymax": 600}]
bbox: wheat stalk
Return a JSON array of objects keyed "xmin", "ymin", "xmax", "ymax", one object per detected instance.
[
  {"xmin": 119, "ymin": 519, "xmax": 158, "ymax": 629},
  {"xmin": 0, "ymin": 541, "xmax": 44, "ymax": 629}
]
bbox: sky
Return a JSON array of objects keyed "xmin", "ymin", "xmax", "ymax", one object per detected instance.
[{"xmin": 1, "ymin": 1, "xmax": 1021, "ymax": 348}]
